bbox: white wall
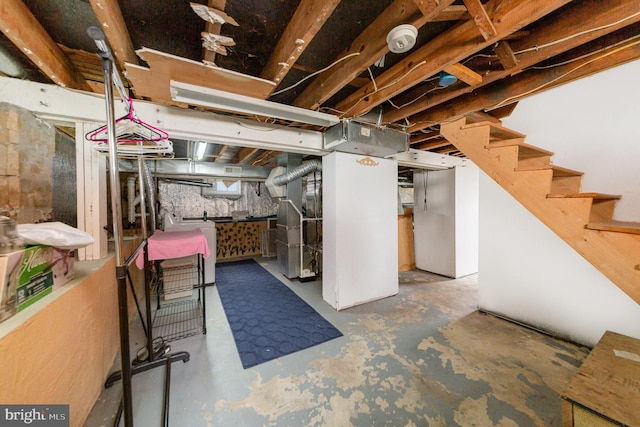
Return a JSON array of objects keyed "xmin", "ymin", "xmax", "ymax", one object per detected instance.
[
  {"xmin": 479, "ymin": 59, "xmax": 640, "ymax": 346},
  {"xmin": 502, "ymin": 60, "xmax": 640, "ymax": 219},
  {"xmin": 414, "ymin": 169, "xmax": 456, "ymax": 276},
  {"xmin": 414, "ymin": 165, "xmax": 478, "ymax": 278},
  {"xmin": 323, "ymin": 152, "xmax": 398, "ymax": 310}
]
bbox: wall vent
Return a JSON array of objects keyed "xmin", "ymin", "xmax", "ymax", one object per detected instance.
[{"xmin": 224, "ymin": 166, "xmax": 242, "ymax": 176}]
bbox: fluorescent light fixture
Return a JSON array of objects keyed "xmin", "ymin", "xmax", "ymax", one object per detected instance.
[
  {"xmin": 170, "ymin": 80, "xmax": 340, "ymax": 127},
  {"xmin": 195, "ymin": 140, "xmax": 207, "ymax": 160}
]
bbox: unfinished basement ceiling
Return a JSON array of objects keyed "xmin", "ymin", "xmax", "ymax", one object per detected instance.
[{"xmin": 1, "ymin": 0, "xmax": 639, "ymax": 166}]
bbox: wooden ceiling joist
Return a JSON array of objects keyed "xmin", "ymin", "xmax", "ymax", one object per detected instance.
[
  {"xmin": 411, "ymin": 31, "xmax": 640, "ymax": 127},
  {"xmin": 89, "ymin": 0, "xmax": 139, "ymax": 70},
  {"xmin": 462, "ymin": 0, "xmax": 497, "ymax": 40},
  {"xmin": 431, "ymin": 5, "xmax": 470, "ymax": 22},
  {"xmin": 410, "ymin": 129, "xmax": 441, "ymax": 145},
  {"xmin": 389, "ymin": 0, "xmax": 640, "ymax": 128},
  {"xmin": 413, "ymin": 139, "xmax": 452, "ymax": 151},
  {"xmin": 294, "ymin": 0, "xmax": 457, "ymax": 111},
  {"xmin": 235, "ymin": 147, "xmax": 260, "ymax": 164},
  {"xmin": 335, "ymin": 0, "xmax": 571, "ymax": 118},
  {"xmin": 487, "ymin": 102, "xmax": 520, "ymax": 119},
  {"xmin": 493, "ymin": 40, "xmax": 519, "ymax": 70},
  {"xmin": 0, "ymin": 0, "xmax": 91, "ymax": 91},
  {"xmin": 443, "ymin": 63, "xmax": 483, "ymax": 86},
  {"xmin": 261, "ymin": 0, "xmax": 341, "ymax": 87},
  {"xmin": 214, "ymin": 144, "xmax": 230, "ymax": 163}
]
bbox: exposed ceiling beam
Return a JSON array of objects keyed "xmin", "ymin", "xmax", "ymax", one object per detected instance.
[
  {"xmin": 235, "ymin": 147, "xmax": 260, "ymax": 164},
  {"xmin": 387, "ymin": 0, "xmax": 640, "ymax": 127},
  {"xmin": 431, "ymin": 5, "xmax": 470, "ymax": 22},
  {"xmin": 413, "ymin": 139, "xmax": 451, "ymax": 151},
  {"xmin": 293, "ymin": 0, "xmax": 457, "ymax": 110},
  {"xmin": 214, "ymin": 144, "xmax": 230, "ymax": 163},
  {"xmin": 0, "ymin": 0, "xmax": 91, "ymax": 91},
  {"xmin": 487, "ymin": 102, "xmax": 519, "ymax": 119},
  {"xmin": 443, "ymin": 62, "xmax": 483, "ymax": 85},
  {"xmin": 89, "ymin": 0, "xmax": 138, "ymax": 70},
  {"xmin": 410, "ymin": 129, "xmax": 440, "ymax": 145},
  {"xmin": 414, "ymin": 32, "xmax": 640, "ymax": 126},
  {"xmin": 261, "ymin": 0, "xmax": 341, "ymax": 88},
  {"xmin": 252, "ymin": 150, "xmax": 281, "ymax": 166},
  {"xmin": 493, "ymin": 40, "xmax": 519, "ymax": 69},
  {"xmin": 335, "ymin": 0, "xmax": 571, "ymax": 118},
  {"xmin": 462, "ymin": 0, "xmax": 497, "ymax": 40}
]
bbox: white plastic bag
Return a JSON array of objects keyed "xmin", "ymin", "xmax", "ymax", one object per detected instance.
[{"xmin": 17, "ymin": 222, "xmax": 95, "ymax": 250}]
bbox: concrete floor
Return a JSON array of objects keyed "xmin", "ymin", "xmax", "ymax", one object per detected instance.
[{"xmin": 85, "ymin": 258, "xmax": 590, "ymax": 426}]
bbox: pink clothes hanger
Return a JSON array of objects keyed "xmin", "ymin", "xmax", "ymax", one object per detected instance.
[{"xmin": 86, "ymin": 97, "xmax": 170, "ymax": 144}]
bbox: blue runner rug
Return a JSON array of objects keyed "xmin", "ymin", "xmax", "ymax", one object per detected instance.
[{"xmin": 216, "ymin": 259, "xmax": 342, "ymax": 369}]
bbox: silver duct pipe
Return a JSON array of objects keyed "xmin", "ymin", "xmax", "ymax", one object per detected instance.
[
  {"xmin": 272, "ymin": 159, "xmax": 322, "ymax": 186},
  {"xmin": 141, "ymin": 160, "xmax": 158, "ymax": 231}
]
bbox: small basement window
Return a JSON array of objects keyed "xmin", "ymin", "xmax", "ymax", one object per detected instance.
[{"xmin": 202, "ymin": 179, "xmax": 242, "ymax": 198}]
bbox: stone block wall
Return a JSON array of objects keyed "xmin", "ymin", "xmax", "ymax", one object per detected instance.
[{"xmin": 0, "ymin": 103, "xmax": 55, "ymax": 223}]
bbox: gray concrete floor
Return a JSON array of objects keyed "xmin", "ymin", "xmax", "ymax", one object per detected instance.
[{"xmin": 85, "ymin": 258, "xmax": 590, "ymax": 426}]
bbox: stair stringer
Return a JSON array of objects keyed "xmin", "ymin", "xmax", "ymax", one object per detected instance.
[{"xmin": 441, "ymin": 118, "xmax": 640, "ymax": 304}]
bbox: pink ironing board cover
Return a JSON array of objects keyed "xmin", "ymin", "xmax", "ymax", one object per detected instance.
[{"xmin": 136, "ymin": 229, "xmax": 211, "ymax": 269}]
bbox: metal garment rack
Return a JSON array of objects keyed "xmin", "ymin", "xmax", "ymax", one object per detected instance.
[{"xmin": 87, "ymin": 27, "xmax": 188, "ymax": 427}]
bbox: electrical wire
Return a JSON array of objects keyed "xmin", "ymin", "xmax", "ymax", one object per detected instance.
[
  {"xmin": 492, "ymin": 37, "xmax": 640, "ymax": 109},
  {"xmin": 387, "ymin": 85, "xmax": 447, "ymax": 110},
  {"xmin": 514, "ymin": 11, "xmax": 640, "ymax": 55},
  {"xmin": 337, "ymin": 60, "xmax": 428, "ymax": 117},
  {"xmin": 270, "ymin": 52, "xmax": 361, "ymax": 97},
  {"xmin": 367, "ymin": 66, "xmax": 378, "ymax": 91},
  {"xmin": 530, "ymin": 33, "xmax": 640, "ymax": 70}
]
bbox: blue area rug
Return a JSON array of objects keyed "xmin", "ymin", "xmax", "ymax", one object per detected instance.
[{"xmin": 216, "ymin": 259, "xmax": 342, "ymax": 369}]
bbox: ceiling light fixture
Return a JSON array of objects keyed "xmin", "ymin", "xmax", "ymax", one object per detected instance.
[
  {"xmin": 170, "ymin": 80, "xmax": 340, "ymax": 127},
  {"xmin": 194, "ymin": 140, "xmax": 207, "ymax": 161},
  {"xmin": 386, "ymin": 24, "xmax": 418, "ymax": 54}
]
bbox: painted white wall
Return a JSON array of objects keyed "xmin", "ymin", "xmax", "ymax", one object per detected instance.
[
  {"xmin": 502, "ymin": 60, "xmax": 640, "ymax": 219},
  {"xmin": 414, "ymin": 169, "xmax": 456, "ymax": 276},
  {"xmin": 323, "ymin": 152, "xmax": 398, "ymax": 310},
  {"xmin": 479, "ymin": 175, "xmax": 640, "ymax": 347},
  {"xmin": 479, "ymin": 59, "xmax": 640, "ymax": 346},
  {"xmin": 454, "ymin": 164, "xmax": 479, "ymax": 277},
  {"xmin": 414, "ymin": 165, "xmax": 479, "ymax": 278}
]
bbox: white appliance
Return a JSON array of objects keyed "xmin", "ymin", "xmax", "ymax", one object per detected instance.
[{"xmin": 164, "ymin": 213, "xmax": 216, "ymax": 284}]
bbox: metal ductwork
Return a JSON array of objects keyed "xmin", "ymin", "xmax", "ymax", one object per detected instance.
[
  {"xmin": 265, "ymin": 159, "xmax": 322, "ymax": 198},
  {"xmin": 141, "ymin": 160, "xmax": 158, "ymax": 231},
  {"xmin": 272, "ymin": 159, "xmax": 322, "ymax": 186},
  {"xmin": 324, "ymin": 118, "xmax": 408, "ymax": 157}
]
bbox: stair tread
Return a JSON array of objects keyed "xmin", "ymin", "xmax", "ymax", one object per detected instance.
[
  {"xmin": 464, "ymin": 121, "xmax": 526, "ymax": 140},
  {"xmin": 515, "ymin": 164, "xmax": 584, "ymax": 176},
  {"xmin": 586, "ymin": 220, "xmax": 640, "ymax": 235},
  {"xmin": 488, "ymin": 140, "xmax": 553, "ymax": 157},
  {"xmin": 547, "ymin": 192, "xmax": 621, "ymax": 200}
]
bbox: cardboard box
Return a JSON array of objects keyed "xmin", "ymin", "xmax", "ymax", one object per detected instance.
[
  {"xmin": 0, "ymin": 245, "xmax": 55, "ymax": 319},
  {"xmin": 51, "ymin": 248, "xmax": 75, "ymax": 289}
]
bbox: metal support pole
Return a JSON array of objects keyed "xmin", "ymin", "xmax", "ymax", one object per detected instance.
[{"xmin": 90, "ymin": 25, "xmax": 133, "ymax": 427}]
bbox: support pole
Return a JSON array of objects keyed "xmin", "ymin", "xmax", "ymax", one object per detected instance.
[{"xmin": 90, "ymin": 25, "xmax": 133, "ymax": 427}]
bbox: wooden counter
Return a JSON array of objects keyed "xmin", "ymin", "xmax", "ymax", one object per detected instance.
[{"xmin": 561, "ymin": 330, "xmax": 640, "ymax": 426}]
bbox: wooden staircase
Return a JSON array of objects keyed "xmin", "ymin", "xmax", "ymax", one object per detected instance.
[{"xmin": 440, "ymin": 117, "xmax": 640, "ymax": 304}]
